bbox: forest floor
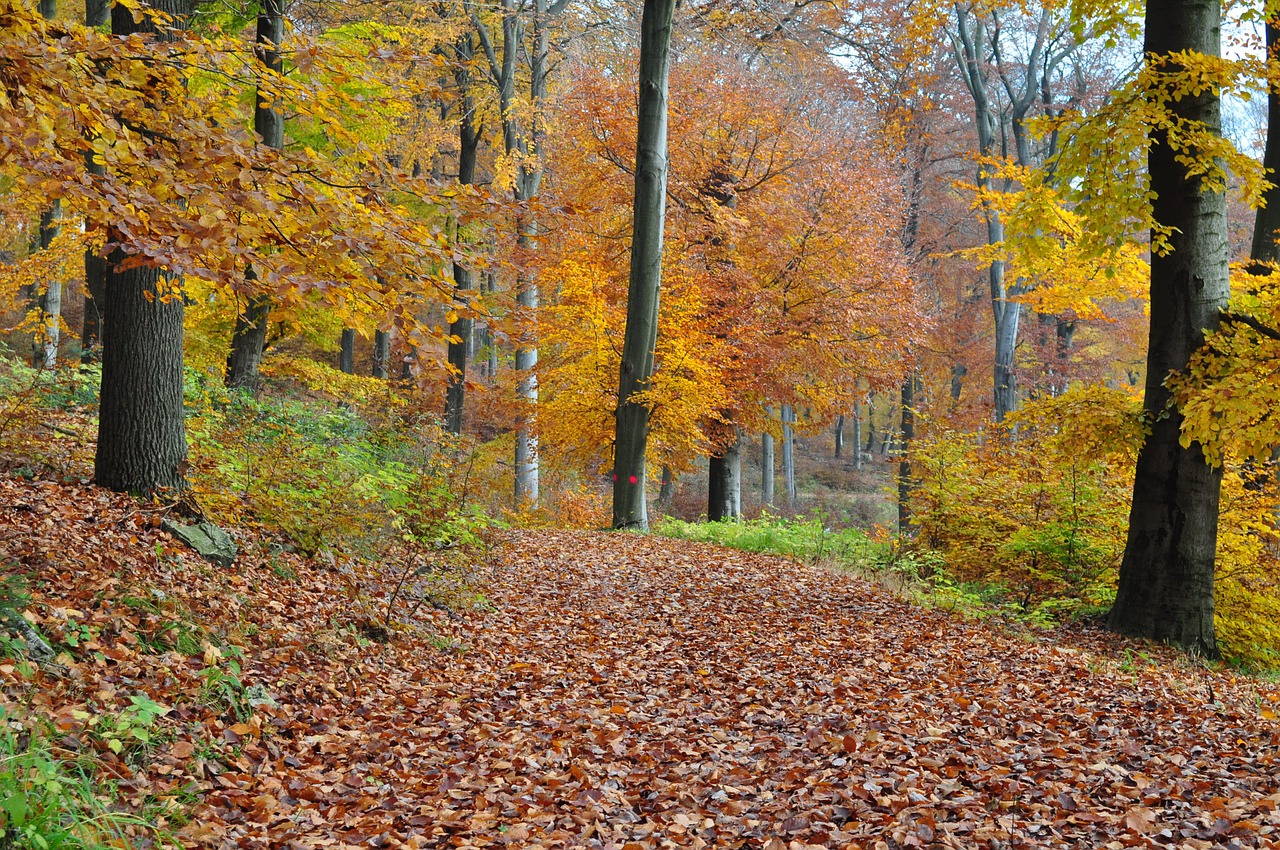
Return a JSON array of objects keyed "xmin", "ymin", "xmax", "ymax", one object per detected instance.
[{"xmin": 2, "ymin": 473, "xmax": 1279, "ymax": 849}]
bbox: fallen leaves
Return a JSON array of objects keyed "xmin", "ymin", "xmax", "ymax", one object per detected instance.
[{"xmin": 0, "ymin": 477, "xmax": 1278, "ymax": 849}]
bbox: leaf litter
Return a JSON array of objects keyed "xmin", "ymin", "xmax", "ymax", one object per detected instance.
[{"xmin": 0, "ymin": 475, "xmax": 1277, "ymax": 849}]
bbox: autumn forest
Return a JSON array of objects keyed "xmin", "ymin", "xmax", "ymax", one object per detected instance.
[{"xmin": 1, "ymin": 0, "xmax": 1279, "ymax": 845}]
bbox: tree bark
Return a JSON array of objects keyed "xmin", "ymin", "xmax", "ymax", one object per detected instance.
[
  {"xmin": 339, "ymin": 328, "xmax": 355, "ymax": 374},
  {"xmin": 445, "ymin": 33, "xmax": 479, "ymax": 436},
  {"xmin": 656, "ymin": 464, "xmax": 674, "ymax": 512},
  {"xmin": 833, "ymin": 414, "xmax": 844, "ymax": 459},
  {"xmin": 707, "ymin": 431, "xmax": 741, "ymax": 521},
  {"xmin": 781, "ymin": 404, "xmax": 796, "ymax": 507},
  {"xmin": 373, "ymin": 330, "xmax": 390, "ymax": 379},
  {"xmin": 34, "ymin": 201, "xmax": 62, "ymax": 369},
  {"xmin": 224, "ymin": 0, "xmax": 284, "ymax": 390},
  {"xmin": 852, "ymin": 405, "xmax": 863, "ymax": 471},
  {"xmin": 94, "ymin": 0, "xmax": 192, "ymax": 494},
  {"xmin": 612, "ymin": 0, "xmax": 677, "ymax": 530},
  {"xmin": 81, "ymin": 0, "xmax": 116, "ymax": 361},
  {"xmin": 1251, "ymin": 19, "xmax": 1280, "ymax": 270},
  {"xmin": 1107, "ymin": 0, "xmax": 1228, "ymax": 657},
  {"xmin": 761, "ymin": 426, "xmax": 775, "ymax": 507},
  {"xmin": 898, "ymin": 371, "xmax": 919, "ymax": 532}
]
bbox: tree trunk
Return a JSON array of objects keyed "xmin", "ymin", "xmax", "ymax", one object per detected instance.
[
  {"xmin": 898, "ymin": 371, "xmax": 918, "ymax": 533},
  {"xmin": 708, "ymin": 431, "xmax": 742, "ymax": 521},
  {"xmin": 612, "ymin": 0, "xmax": 677, "ymax": 530},
  {"xmin": 372, "ymin": 330, "xmax": 390, "ymax": 379},
  {"xmin": 34, "ymin": 201, "xmax": 62, "ymax": 369},
  {"xmin": 761, "ymin": 426, "xmax": 775, "ymax": 507},
  {"xmin": 32, "ymin": 0, "xmax": 60, "ymax": 369},
  {"xmin": 781, "ymin": 404, "xmax": 796, "ymax": 507},
  {"xmin": 1107, "ymin": 0, "xmax": 1228, "ymax": 657},
  {"xmin": 445, "ymin": 33, "xmax": 479, "ymax": 436},
  {"xmin": 514, "ymin": 238, "xmax": 540, "ymax": 504},
  {"xmin": 224, "ymin": 0, "xmax": 284, "ymax": 390},
  {"xmin": 656, "ymin": 464, "xmax": 675, "ymax": 512},
  {"xmin": 1251, "ymin": 19, "xmax": 1280, "ymax": 270},
  {"xmin": 852, "ymin": 405, "xmax": 864, "ymax": 471},
  {"xmin": 339, "ymin": 328, "xmax": 355, "ymax": 374},
  {"xmin": 94, "ymin": 0, "xmax": 192, "ymax": 495},
  {"xmin": 224, "ymin": 291, "xmax": 271, "ymax": 390},
  {"xmin": 833, "ymin": 414, "xmax": 844, "ymax": 459}
]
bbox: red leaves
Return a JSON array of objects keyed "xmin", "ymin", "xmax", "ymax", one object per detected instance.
[{"xmin": 2, "ymin": 478, "xmax": 1279, "ymax": 848}]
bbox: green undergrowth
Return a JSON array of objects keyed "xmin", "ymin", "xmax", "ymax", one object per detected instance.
[
  {"xmin": 0, "ymin": 711, "xmax": 170, "ymax": 850},
  {"xmin": 655, "ymin": 513, "xmax": 1112, "ymax": 631}
]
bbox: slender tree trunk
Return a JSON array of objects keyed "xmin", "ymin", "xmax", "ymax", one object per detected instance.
[
  {"xmin": 34, "ymin": 201, "xmax": 62, "ymax": 369},
  {"xmin": 372, "ymin": 330, "xmax": 390, "ymax": 379},
  {"xmin": 833, "ymin": 414, "xmax": 844, "ymax": 459},
  {"xmin": 32, "ymin": 0, "xmax": 60, "ymax": 368},
  {"xmin": 707, "ymin": 431, "xmax": 742, "ymax": 521},
  {"xmin": 612, "ymin": 0, "xmax": 677, "ymax": 530},
  {"xmin": 445, "ymin": 33, "xmax": 479, "ymax": 435},
  {"xmin": 761, "ymin": 426, "xmax": 775, "ymax": 508},
  {"xmin": 224, "ymin": 291, "xmax": 270, "ymax": 390},
  {"xmin": 514, "ymin": 236, "xmax": 540, "ymax": 503},
  {"xmin": 94, "ymin": 0, "xmax": 192, "ymax": 494},
  {"xmin": 339, "ymin": 328, "xmax": 355, "ymax": 374},
  {"xmin": 1251, "ymin": 19, "xmax": 1280, "ymax": 270},
  {"xmin": 852, "ymin": 405, "xmax": 863, "ymax": 471},
  {"xmin": 898, "ymin": 371, "xmax": 918, "ymax": 532},
  {"xmin": 781, "ymin": 404, "xmax": 796, "ymax": 507},
  {"xmin": 1107, "ymin": 0, "xmax": 1228, "ymax": 657},
  {"xmin": 225, "ymin": 0, "xmax": 284, "ymax": 390}
]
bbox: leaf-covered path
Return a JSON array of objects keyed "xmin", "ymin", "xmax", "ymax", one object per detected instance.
[
  {"xmin": 222, "ymin": 531, "xmax": 1279, "ymax": 849},
  {"xmin": 2, "ymin": 480, "xmax": 1278, "ymax": 849}
]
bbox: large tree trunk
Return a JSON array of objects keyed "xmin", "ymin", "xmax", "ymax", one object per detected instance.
[
  {"xmin": 445, "ymin": 33, "xmax": 479, "ymax": 436},
  {"xmin": 611, "ymin": 0, "xmax": 677, "ymax": 529},
  {"xmin": 707, "ymin": 432, "xmax": 741, "ymax": 522},
  {"xmin": 224, "ymin": 0, "xmax": 284, "ymax": 390},
  {"xmin": 781, "ymin": 404, "xmax": 796, "ymax": 507},
  {"xmin": 1107, "ymin": 0, "xmax": 1228, "ymax": 657},
  {"xmin": 94, "ymin": 0, "xmax": 192, "ymax": 494}
]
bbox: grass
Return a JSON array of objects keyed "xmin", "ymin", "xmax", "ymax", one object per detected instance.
[
  {"xmin": 0, "ymin": 712, "xmax": 170, "ymax": 849},
  {"xmin": 655, "ymin": 511, "xmax": 886, "ymax": 568}
]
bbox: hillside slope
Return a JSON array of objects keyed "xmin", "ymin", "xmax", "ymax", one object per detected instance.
[{"xmin": 1, "ymin": 475, "xmax": 1278, "ymax": 849}]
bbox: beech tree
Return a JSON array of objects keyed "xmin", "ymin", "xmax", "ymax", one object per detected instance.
[
  {"xmin": 95, "ymin": 0, "xmax": 193, "ymax": 494},
  {"xmin": 1106, "ymin": 0, "xmax": 1228, "ymax": 656},
  {"xmin": 225, "ymin": 0, "xmax": 286, "ymax": 391},
  {"xmin": 612, "ymin": 0, "xmax": 677, "ymax": 530}
]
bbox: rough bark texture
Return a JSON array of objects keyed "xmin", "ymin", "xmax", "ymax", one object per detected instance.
[
  {"xmin": 95, "ymin": 254, "xmax": 188, "ymax": 493},
  {"xmin": 707, "ymin": 433, "xmax": 742, "ymax": 522},
  {"xmin": 372, "ymin": 330, "xmax": 390, "ymax": 379},
  {"xmin": 1107, "ymin": 0, "xmax": 1227, "ymax": 657},
  {"xmin": 224, "ymin": 0, "xmax": 284, "ymax": 390},
  {"xmin": 94, "ymin": 0, "xmax": 192, "ymax": 494},
  {"xmin": 611, "ymin": 0, "xmax": 676, "ymax": 529},
  {"xmin": 339, "ymin": 329, "xmax": 355, "ymax": 375}
]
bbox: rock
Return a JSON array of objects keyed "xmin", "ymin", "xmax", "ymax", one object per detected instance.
[
  {"xmin": 161, "ymin": 520, "xmax": 237, "ymax": 568},
  {"xmin": 245, "ymin": 683, "xmax": 278, "ymax": 709}
]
